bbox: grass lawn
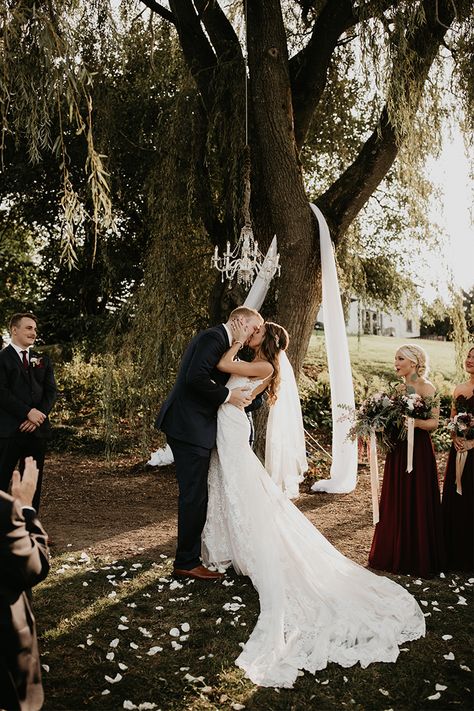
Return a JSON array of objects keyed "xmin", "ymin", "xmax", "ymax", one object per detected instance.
[
  {"xmin": 36, "ymin": 552, "xmax": 473, "ymax": 711},
  {"xmin": 306, "ymin": 335, "xmax": 457, "ymax": 384}
]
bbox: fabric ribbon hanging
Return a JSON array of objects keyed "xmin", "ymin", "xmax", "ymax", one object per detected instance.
[
  {"xmin": 368, "ymin": 431, "xmax": 380, "ymax": 524},
  {"xmin": 455, "ymin": 450, "xmax": 468, "ymax": 495},
  {"xmin": 310, "ymin": 203, "xmax": 358, "ymax": 494},
  {"xmin": 406, "ymin": 418, "xmax": 415, "ymax": 473}
]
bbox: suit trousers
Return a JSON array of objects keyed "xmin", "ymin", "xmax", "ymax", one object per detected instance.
[
  {"xmin": 0, "ymin": 435, "xmax": 47, "ymax": 512},
  {"xmin": 167, "ymin": 435, "xmax": 212, "ymax": 570}
]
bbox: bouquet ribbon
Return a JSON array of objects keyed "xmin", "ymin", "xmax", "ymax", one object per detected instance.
[
  {"xmin": 455, "ymin": 450, "xmax": 468, "ymax": 495},
  {"xmin": 369, "ymin": 431, "xmax": 380, "ymax": 525},
  {"xmin": 406, "ymin": 417, "xmax": 415, "ymax": 473}
]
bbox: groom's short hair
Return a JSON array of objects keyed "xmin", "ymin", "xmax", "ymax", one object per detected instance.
[
  {"xmin": 9, "ymin": 312, "xmax": 38, "ymax": 331},
  {"xmin": 229, "ymin": 306, "xmax": 261, "ymax": 320}
]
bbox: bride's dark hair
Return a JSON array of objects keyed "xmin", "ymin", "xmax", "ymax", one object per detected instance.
[{"xmin": 260, "ymin": 322, "xmax": 289, "ymax": 404}]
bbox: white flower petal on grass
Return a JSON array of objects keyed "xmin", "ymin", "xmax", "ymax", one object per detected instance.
[
  {"xmin": 439, "ymin": 572, "xmax": 445, "ymax": 578},
  {"xmin": 127, "ymin": 603, "xmax": 137, "ymax": 608},
  {"xmin": 130, "ymin": 642, "xmax": 139, "ymax": 650},
  {"xmin": 180, "ymin": 635, "xmax": 189, "ymax": 642},
  {"xmin": 120, "ymin": 616, "xmax": 129, "ymax": 623},
  {"xmin": 427, "ymin": 693, "xmax": 441, "ymax": 701},
  {"xmin": 138, "ymin": 704, "xmax": 157, "ymax": 710},
  {"xmin": 108, "ymin": 591, "xmax": 117, "ymax": 598},
  {"xmin": 146, "ymin": 646, "xmax": 163, "ymax": 656},
  {"xmin": 169, "ymin": 580, "xmax": 183, "ymax": 590},
  {"xmin": 110, "ymin": 638, "xmax": 120, "ymax": 648},
  {"xmin": 131, "ymin": 563, "xmax": 143, "ymax": 569},
  {"xmin": 414, "ymin": 579, "xmax": 422, "ymax": 585},
  {"xmin": 123, "ymin": 701, "xmax": 137, "ymax": 710},
  {"xmin": 102, "ymin": 690, "xmax": 110, "ymax": 696},
  {"xmin": 82, "ymin": 582, "xmax": 88, "ymax": 587},
  {"xmin": 42, "ymin": 664, "xmax": 50, "ymax": 672},
  {"xmin": 460, "ymin": 664, "xmax": 471, "ymax": 672},
  {"xmin": 423, "ymin": 613, "xmax": 431, "ymax": 618},
  {"xmin": 379, "ymin": 689, "xmax": 389, "ymax": 696},
  {"xmin": 232, "ymin": 704, "xmax": 245, "ymax": 710},
  {"xmin": 202, "ymin": 686, "xmax": 212, "ymax": 694},
  {"xmin": 321, "ymin": 680, "xmax": 329, "ymax": 685},
  {"xmin": 106, "ymin": 652, "xmax": 115, "ymax": 661},
  {"xmin": 215, "ymin": 617, "xmax": 222, "ymax": 625},
  {"xmin": 457, "ymin": 596, "xmax": 467, "ymax": 605},
  {"xmin": 442, "ymin": 635, "xmax": 453, "ymax": 641},
  {"xmin": 443, "ymin": 653, "xmax": 455, "ymax": 661},
  {"xmin": 420, "ymin": 600, "xmax": 428, "ymax": 607},
  {"xmin": 169, "ymin": 628, "xmax": 180, "ymax": 637},
  {"xmin": 104, "ymin": 673, "xmax": 123, "ymax": 684},
  {"xmin": 139, "ymin": 627, "xmax": 152, "ymax": 638},
  {"xmin": 435, "ymin": 684, "xmax": 447, "ymax": 691},
  {"xmin": 118, "ymin": 625, "xmax": 129, "ymax": 631},
  {"xmin": 86, "ymin": 639, "xmax": 94, "ymax": 646},
  {"xmin": 433, "ymin": 607, "xmax": 441, "ymax": 612},
  {"xmin": 77, "ymin": 644, "xmax": 85, "ymax": 649},
  {"xmin": 118, "ymin": 663, "xmax": 128, "ymax": 671},
  {"xmin": 181, "ymin": 622, "xmax": 190, "ymax": 633},
  {"xmin": 171, "ymin": 641, "xmax": 183, "ymax": 650}
]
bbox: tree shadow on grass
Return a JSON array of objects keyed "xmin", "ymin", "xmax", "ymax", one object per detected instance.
[{"xmin": 36, "ymin": 554, "xmax": 473, "ymax": 711}]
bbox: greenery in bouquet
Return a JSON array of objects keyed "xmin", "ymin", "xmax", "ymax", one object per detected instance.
[
  {"xmin": 447, "ymin": 412, "xmax": 474, "ymax": 441},
  {"xmin": 342, "ymin": 392, "xmax": 395, "ymax": 450},
  {"xmin": 387, "ymin": 388, "xmax": 438, "ymax": 444}
]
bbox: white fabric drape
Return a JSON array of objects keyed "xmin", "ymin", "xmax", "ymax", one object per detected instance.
[
  {"xmin": 310, "ymin": 203, "xmax": 358, "ymax": 493},
  {"xmin": 244, "ymin": 236, "xmax": 279, "ymax": 311}
]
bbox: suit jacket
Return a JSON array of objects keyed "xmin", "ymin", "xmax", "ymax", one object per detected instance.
[
  {"xmin": 0, "ymin": 346, "xmax": 57, "ymax": 439},
  {"xmin": 0, "ymin": 492, "xmax": 50, "ymax": 711},
  {"xmin": 155, "ymin": 325, "xmax": 231, "ymax": 449}
]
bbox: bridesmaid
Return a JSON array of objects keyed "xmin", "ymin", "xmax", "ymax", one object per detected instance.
[
  {"xmin": 442, "ymin": 346, "xmax": 474, "ymax": 571},
  {"xmin": 369, "ymin": 344, "xmax": 445, "ymax": 577}
]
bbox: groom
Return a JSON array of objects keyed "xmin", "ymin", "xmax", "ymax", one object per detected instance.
[{"xmin": 155, "ymin": 306, "xmax": 263, "ymax": 580}]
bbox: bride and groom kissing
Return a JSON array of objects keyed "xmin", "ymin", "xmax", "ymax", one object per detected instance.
[{"xmin": 155, "ymin": 306, "xmax": 426, "ymax": 688}]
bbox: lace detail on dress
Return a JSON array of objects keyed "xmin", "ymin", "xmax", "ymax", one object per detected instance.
[{"xmin": 202, "ymin": 374, "xmax": 426, "ymax": 688}]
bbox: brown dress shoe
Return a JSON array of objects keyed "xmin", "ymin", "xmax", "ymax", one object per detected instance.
[{"xmin": 173, "ymin": 565, "xmax": 224, "ymax": 581}]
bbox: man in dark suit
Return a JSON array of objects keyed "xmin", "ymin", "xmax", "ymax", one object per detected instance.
[
  {"xmin": 0, "ymin": 456, "xmax": 50, "ymax": 711},
  {"xmin": 155, "ymin": 306, "xmax": 263, "ymax": 580},
  {"xmin": 0, "ymin": 313, "xmax": 57, "ymax": 512}
]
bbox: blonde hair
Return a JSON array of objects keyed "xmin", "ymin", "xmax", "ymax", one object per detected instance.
[
  {"xmin": 229, "ymin": 306, "xmax": 261, "ymax": 321},
  {"xmin": 398, "ymin": 343, "xmax": 430, "ymax": 376}
]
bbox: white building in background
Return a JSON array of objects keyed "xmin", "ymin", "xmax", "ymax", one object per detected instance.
[{"xmin": 316, "ymin": 297, "xmax": 420, "ymax": 339}]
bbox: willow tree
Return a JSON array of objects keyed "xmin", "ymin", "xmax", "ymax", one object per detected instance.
[
  {"xmin": 137, "ymin": 0, "xmax": 472, "ymax": 374},
  {"xmin": 1, "ymin": 0, "xmax": 472, "ymax": 382}
]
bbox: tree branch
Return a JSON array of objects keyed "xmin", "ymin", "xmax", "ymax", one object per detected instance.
[
  {"xmin": 194, "ymin": 0, "xmax": 242, "ymax": 62},
  {"xmin": 317, "ymin": 0, "xmax": 460, "ymax": 242},
  {"xmin": 290, "ymin": 0, "xmax": 399, "ymax": 149},
  {"xmin": 140, "ymin": 0, "xmax": 176, "ymax": 25},
  {"xmin": 167, "ymin": 0, "xmax": 218, "ymax": 108}
]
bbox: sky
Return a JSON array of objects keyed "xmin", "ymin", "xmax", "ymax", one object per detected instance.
[{"xmin": 423, "ymin": 131, "xmax": 473, "ymax": 303}]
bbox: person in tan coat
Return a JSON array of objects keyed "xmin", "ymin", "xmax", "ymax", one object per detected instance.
[{"xmin": 0, "ymin": 457, "xmax": 50, "ymax": 711}]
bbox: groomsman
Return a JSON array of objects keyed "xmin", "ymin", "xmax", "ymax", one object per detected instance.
[{"xmin": 0, "ymin": 313, "xmax": 57, "ymax": 511}]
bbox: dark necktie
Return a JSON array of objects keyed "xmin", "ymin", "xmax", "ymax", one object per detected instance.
[{"xmin": 21, "ymin": 350, "xmax": 29, "ymax": 369}]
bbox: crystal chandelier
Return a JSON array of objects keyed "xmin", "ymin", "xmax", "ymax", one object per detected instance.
[{"xmin": 212, "ymin": 222, "xmax": 280, "ymax": 287}]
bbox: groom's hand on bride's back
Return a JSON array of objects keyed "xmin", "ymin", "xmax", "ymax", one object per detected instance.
[{"xmin": 229, "ymin": 387, "xmax": 253, "ymax": 409}]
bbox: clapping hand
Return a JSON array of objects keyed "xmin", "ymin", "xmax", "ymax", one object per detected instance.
[{"xmin": 11, "ymin": 457, "xmax": 39, "ymax": 508}]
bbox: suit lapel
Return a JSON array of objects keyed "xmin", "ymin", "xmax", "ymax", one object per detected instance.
[{"xmin": 5, "ymin": 344, "xmax": 30, "ymax": 381}]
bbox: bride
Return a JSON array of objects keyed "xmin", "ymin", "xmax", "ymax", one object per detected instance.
[{"xmin": 202, "ymin": 320, "xmax": 426, "ymax": 688}]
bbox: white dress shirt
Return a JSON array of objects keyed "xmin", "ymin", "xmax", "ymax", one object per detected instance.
[{"xmin": 10, "ymin": 343, "xmax": 31, "ymax": 364}]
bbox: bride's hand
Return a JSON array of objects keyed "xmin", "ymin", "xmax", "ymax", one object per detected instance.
[{"xmin": 230, "ymin": 317, "xmax": 249, "ymax": 345}]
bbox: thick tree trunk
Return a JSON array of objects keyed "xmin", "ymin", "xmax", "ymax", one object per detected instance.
[{"xmin": 247, "ymin": 0, "xmax": 321, "ymax": 375}]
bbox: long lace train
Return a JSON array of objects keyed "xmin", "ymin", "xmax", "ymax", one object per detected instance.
[{"xmin": 202, "ymin": 375, "xmax": 426, "ymax": 688}]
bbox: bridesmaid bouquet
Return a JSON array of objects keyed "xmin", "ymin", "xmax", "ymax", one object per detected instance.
[
  {"xmin": 389, "ymin": 390, "xmax": 436, "ymax": 431},
  {"xmin": 447, "ymin": 412, "xmax": 474, "ymax": 495},
  {"xmin": 345, "ymin": 392, "xmax": 394, "ymax": 449},
  {"xmin": 447, "ymin": 412, "xmax": 474, "ymax": 439}
]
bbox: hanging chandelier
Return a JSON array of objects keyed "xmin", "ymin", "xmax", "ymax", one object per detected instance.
[
  {"xmin": 212, "ymin": 222, "xmax": 280, "ymax": 287},
  {"xmin": 211, "ymin": 0, "xmax": 280, "ymax": 290}
]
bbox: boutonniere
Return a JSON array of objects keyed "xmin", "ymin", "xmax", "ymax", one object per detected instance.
[{"xmin": 30, "ymin": 356, "xmax": 44, "ymax": 368}]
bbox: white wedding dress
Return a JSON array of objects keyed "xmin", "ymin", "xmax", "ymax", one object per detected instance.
[{"xmin": 202, "ymin": 374, "xmax": 426, "ymax": 688}]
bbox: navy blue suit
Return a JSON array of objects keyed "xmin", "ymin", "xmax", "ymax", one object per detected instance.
[
  {"xmin": 0, "ymin": 345, "xmax": 57, "ymax": 511},
  {"xmin": 155, "ymin": 325, "xmax": 230, "ymax": 569}
]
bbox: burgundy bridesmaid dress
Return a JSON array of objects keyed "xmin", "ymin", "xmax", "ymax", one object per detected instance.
[
  {"xmin": 369, "ymin": 429, "xmax": 445, "ymax": 577},
  {"xmin": 442, "ymin": 394, "xmax": 474, "ymax": 572}
]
